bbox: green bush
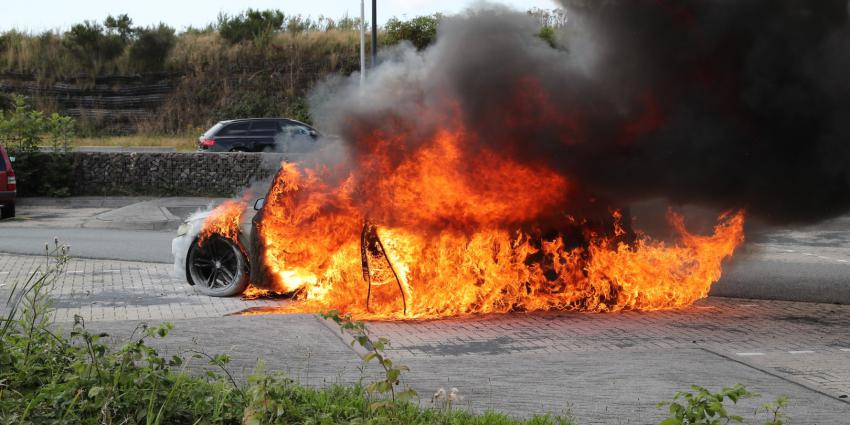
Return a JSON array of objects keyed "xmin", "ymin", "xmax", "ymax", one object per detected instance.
[
  {"xmin": 218, "ymin": 9, "xmax": 285, "ymax": 45},
  {"xmin": 0, "ymin": 95, "xmax": 44, "ymax": 153},
  {"xmin": 384, "ymin": 14, "xmax": 442, "ymax": 50},
  {"xmin": 0, "ymin": 96, "xmax": 75, "ymax": 196},
  {"xmin": 63, "ymin": 20, "xmax": 127, "ymax": 70},
  {"xmin": 0, "ymin": 95, "xmax": 75, "ymax": 153},
  {"xmin": 657, "ymin": 384, "xmax": 788, "ymax": 425},
  {"xmin": 0, "ymin": 243, "xmax": 574, "ymax": 424},
  {"xmin": 537, "ymin": 26, "xmax": 557, "ymax": 48},
  {"xmin": 129, "ymin": 24, "xmax": 177, "ymax": 72}
]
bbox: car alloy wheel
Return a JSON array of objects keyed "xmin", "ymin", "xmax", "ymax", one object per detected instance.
[{"xmin": 187, "ymin": 235, "xmax": 249, "ymax": 297}]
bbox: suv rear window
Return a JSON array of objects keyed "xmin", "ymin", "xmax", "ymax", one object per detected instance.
[
  {"xmin": 204, "ymin": 122, "xmax": 225, "ymax": 137},
  {"xmin": 218, "ymin": 122, "xmax": 251, "ymax": 136},
  {"xmin": 250, "ymin": 121, "xmax": 279, "ymax": 136}
]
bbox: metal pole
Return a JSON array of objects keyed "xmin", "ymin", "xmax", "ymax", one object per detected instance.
[
  {"xmin": 371, "ymin": 0, "xmax": 377, "ymax": 67},
  {"xmin": 360, "ymin": 0, "xmax": 366, "ymax": 85}
]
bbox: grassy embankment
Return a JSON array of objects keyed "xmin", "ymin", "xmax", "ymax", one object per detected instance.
[{"xmin": 0, "ymin": 21, "xmax": 364, "ymax": 136}]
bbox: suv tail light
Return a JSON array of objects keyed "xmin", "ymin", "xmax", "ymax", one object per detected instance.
[
  {"xmin": 199, "ymin": 138, "xmax": 216, "ymax": 148},
  {"xmin": 7, "ymin": 170, "xmax": 15, "ymax": 191}
]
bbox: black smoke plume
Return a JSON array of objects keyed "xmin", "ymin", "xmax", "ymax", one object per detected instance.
[{"xmin": 311, "ymin": 0, "xmax": 850, "ymax": 225}]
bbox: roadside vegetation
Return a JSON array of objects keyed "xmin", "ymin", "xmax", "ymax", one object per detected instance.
[
  {"xmin": 1, "ymin": 241, "xmax": 791, "ymax": 424},
  {"xmin": 0, "ymin": 95, "xmax": 74, "ymax": 195},
  {"xmin": 0, "ymin": 8, "xmax": 565, "ymax": 138},
  {"xmin": 74, "ymin": 134, "xmax": 197, "ymax": 151},
  {"xmin": 0, "ymin": 241, "xmax": 576, "ymax": 424}
]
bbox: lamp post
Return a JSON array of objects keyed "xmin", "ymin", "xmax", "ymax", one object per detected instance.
[
  {"xmin": 371, "ymin": 0, "xmax": 377, "ymax": 67},
  {"xmin": 360, "ymin": 0, "xmax": 366, "ymax": 85}
]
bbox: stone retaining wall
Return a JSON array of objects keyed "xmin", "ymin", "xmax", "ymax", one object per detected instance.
[
  {"xmin": 11, "ymin": 151, "xmax": 307, "ymax": 197},
  {"xmin": 69, "ymin": 152, "xmax": 285, "ymax": 196}
]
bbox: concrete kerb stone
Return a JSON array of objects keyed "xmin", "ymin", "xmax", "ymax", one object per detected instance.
[
  {"xmin": 93, "ymin": 199, "xmax": 184, "ymax": 231},
  {"xmin": 315, "ymin": 313, "xmax": 372, "ymax": 358},
  {"xmin": 17, "ymin": 196, "xmax": 153, "ymax": 209}
]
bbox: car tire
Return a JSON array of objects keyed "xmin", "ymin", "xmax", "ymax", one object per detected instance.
[
  {"xmin": 186, "ymin": 235, "xmax": 249, "ymax": 297},
  {"xmin": 1, "ymin": 204, "xmax": 14, "ymax": 219}
]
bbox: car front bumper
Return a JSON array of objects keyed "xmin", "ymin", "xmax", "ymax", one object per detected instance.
[{"xmin": 172, "ymin": 234, "xmax": 191, "ymax": 281}]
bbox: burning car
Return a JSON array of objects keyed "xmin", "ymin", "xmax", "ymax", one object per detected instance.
[{"xmin": 172, "ymin": 157, "xmax": 744, "ymax": 320}]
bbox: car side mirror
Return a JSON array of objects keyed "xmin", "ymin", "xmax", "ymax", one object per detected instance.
[
  {"xmin": 8, "ymin": 156, "xmax": 14, "ymax": 163},
  {"xmin": 309, "ymin": 130, "xmax": 318, "ymax": 138},
  {"xmin": 254, "ymin": 198, "xmax": 265, "ymax": 211}
]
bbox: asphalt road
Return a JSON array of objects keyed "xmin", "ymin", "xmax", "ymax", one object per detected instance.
[
  {"xmin": 0, "ymin": 227, "xmax": 175, "ymax": 263},
  {"xmin": 712, "ymin": 215, "xmax": 850, "ymax": 304}
]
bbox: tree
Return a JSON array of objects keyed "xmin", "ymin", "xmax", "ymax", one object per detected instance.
[
  {"xmin": 218, "ymin": 9, "xmax": 285, "ymax": 45},
  {"xmin": 129, "ymin": 24, "xmax": 176, "ymax": 72},
  {"xmin": 104, "ymin": 14, "xmax": 134, "ymax": 42},
  {"xmin": 63, "ymin": 21, "xmax": 126, "ymax": 70},
  {"xmin": 384, "ymin": 14, "xmax": 441, "ymax": 50}
]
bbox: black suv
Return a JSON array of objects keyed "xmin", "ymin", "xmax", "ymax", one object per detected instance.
[{"xmin": 198, "ymin": 118, "xmax": 320, "ymax": 152}]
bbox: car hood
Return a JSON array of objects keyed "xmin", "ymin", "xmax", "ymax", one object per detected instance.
[{"xmin": 186, "ymin": 210, "xmax": 213, "ymax": 224}]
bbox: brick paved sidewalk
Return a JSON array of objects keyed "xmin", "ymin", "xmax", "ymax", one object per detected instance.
[
  {"xmin": 0, "ymin": 253, "xmax": 280, "ymax": 322},
  {"xmin": 2, "ymin": 252, "xmax": 850, "ymax": 423}
]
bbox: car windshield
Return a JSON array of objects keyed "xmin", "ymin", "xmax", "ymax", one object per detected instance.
[
  {"xmin": 277, "ymin": 124, "xmax": 316, "ymax": 153},
  {"xmin": 287, "ymin": 123, "xmax": 313, "ymax": 136}
]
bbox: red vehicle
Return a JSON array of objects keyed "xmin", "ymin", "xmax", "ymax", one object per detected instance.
[{"xmin": 0, "ymin": 145, "xmax": 16, "ymax": 219}]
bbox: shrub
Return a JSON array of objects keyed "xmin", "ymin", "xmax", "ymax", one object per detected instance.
[
  {"xmin": 325, "ymin": 13, "xmax": 363, "ymax": 32},
  {"xmin": 528, "ymin": 8, "xmax": 566, "ymax": 49},
  {"xmin": 384, "ymin": 14, "xmax": 442, "ymax": 50},
  {"xmin": 0, "ymin": 95, "xmax": 75, "ymax": 153},
  {"xmin": 538, "ymin": 26, "xmax": 557, "ymax": 48},
  {"xmin": 218, "ymin": 9, "xmax": 285, "ymax": 45},
  {"xmin": 63, "ymin": 20, "xmax": 126, "ymax": 71},
  {"xmin": 0, "ymin": 95, "xmax": 44, "ymax": 153},
  {"xmin": 129, "ymin": 24, "xmax": 177, "ymax": 72},
  {"xmin": 0, "ymin": 243, "xmax": 575, "ymax": 425},
  {"xmin": 0, "ymin": 96, "xmax": 75, "ymax": 196},
  {"xmin": 657, "ymin": 384, "xmax": 788, "ymax": 425}
]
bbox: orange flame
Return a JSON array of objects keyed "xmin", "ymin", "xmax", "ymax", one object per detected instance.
[
  {"xmin": 198, "ymin": 199, "xmax": 246, "ymax": 246},
  {"xmin": 242, "ymin": 285, "xmax": 276, "ymax": 300},
  {"xmin": 245, "ymin": 124, "xmax": 745, "ymax": 319}
]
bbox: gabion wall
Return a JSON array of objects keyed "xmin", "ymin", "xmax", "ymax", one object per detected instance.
[{"xmin": 69, "ymin": 152, "xmax": 285, "ymax": 196}]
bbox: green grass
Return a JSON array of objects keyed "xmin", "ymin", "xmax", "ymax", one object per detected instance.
[{"xmin": 75, "ymin": 134, "xmax": 198, "ymax": 151}]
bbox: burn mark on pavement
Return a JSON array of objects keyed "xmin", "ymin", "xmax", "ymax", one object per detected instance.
[
  {"xmin": 777, "ymin": 314, "xmax": 850, "ymax": 328},
  {"xmin": 402, "ymin": 336, "xmax": 539, "ymax": 356}
]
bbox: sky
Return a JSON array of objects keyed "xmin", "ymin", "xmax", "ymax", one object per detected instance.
[{"xmin": 0, "ymin": 0, "xmax": 560, "ymax": 32}]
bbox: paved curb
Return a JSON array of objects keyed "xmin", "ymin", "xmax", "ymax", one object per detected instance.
[
  {"xmin": 17, "ymin": 196, "xmax": 153, "ymax": 208},
  {"xmin": 316, "ymin": 314, "xmax": 371, "ymax": 358}
]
